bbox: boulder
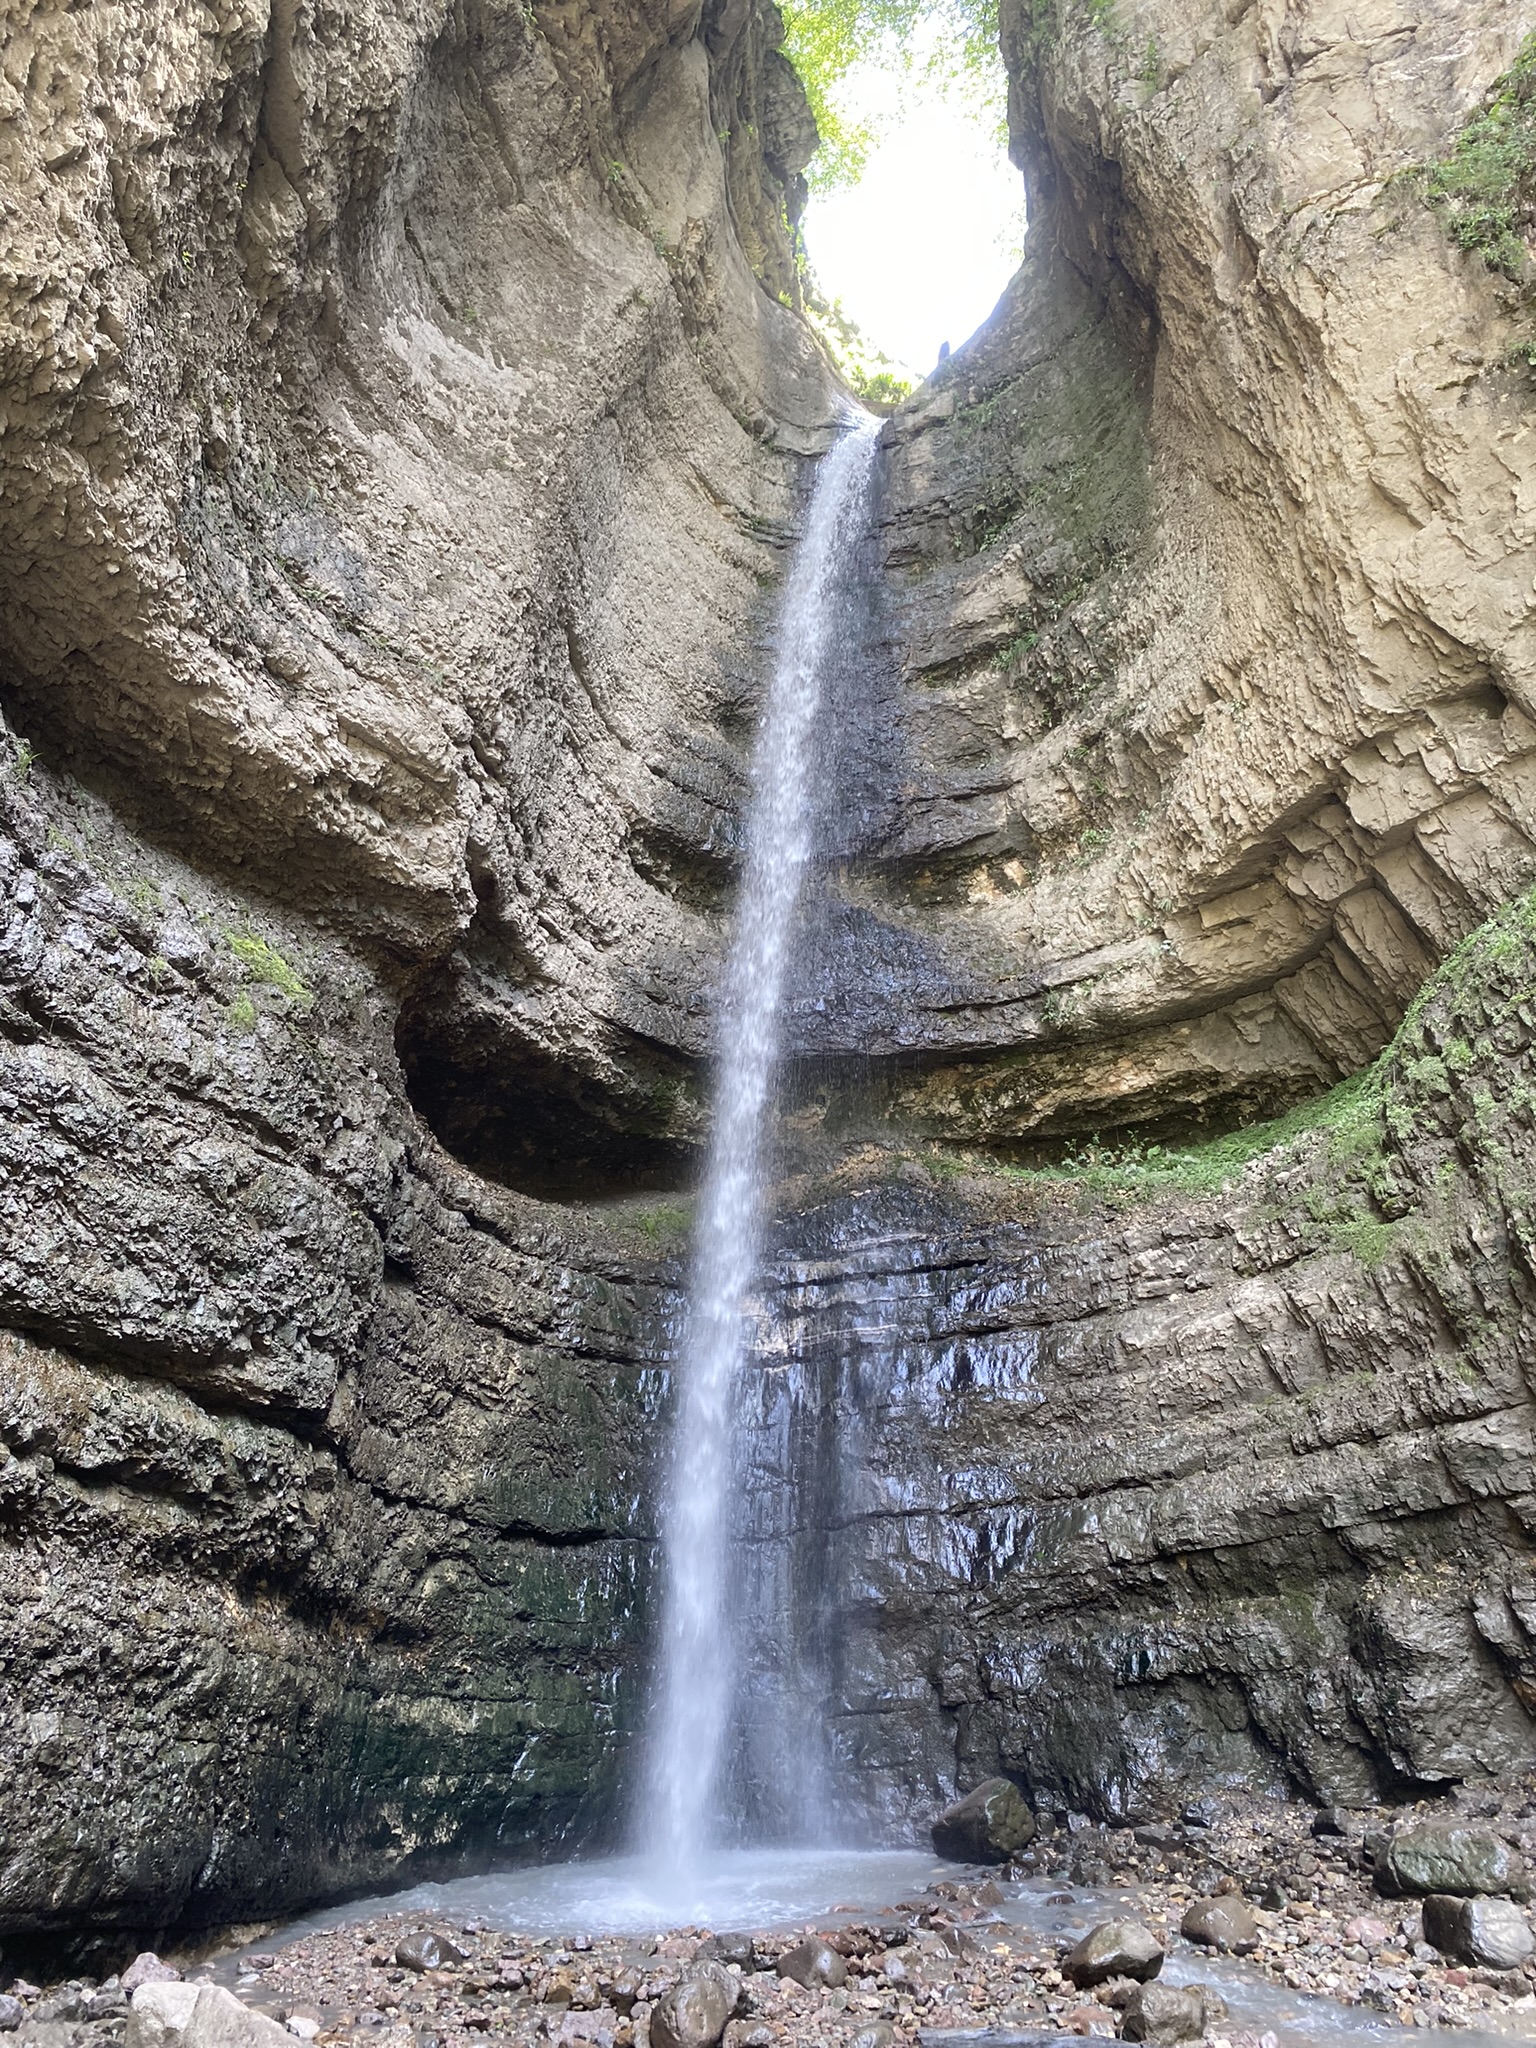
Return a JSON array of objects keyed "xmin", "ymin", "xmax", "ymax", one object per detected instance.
[
  {"xmin": 1180, "ymin": 1895, "xmax": 1261, "ymax": 1953},
  {"xmin": 848, "ymin": 2027, "xmax": 896, "ymax": 2048},
  {"xmin": 773, "ymin": 1939, "xmax": 846, "ymax": 1990},
  {"xmin": 127, "ymin": 1986, "xmax": 290, "ymax": 2048},
  {"xmin": 648, "ymin": 1964, "xmax": 738, "ymax": 2048},
  {"xmin": 930, "ymin": 1779, "xmax": 1037, "ymax": 1864},
  {"xmin": 1379, "ymin": 1822, "xmax": 1517, "ymax": 1898},
  {"xmin": 695, "ymin": 1933, "xmax": 755, "ymax": 1971},
  {"xmin": 395, "ymin": 1933, "xmax": 467, "ymax": 1972},
  {"xmin": 121, "ymin": 1961, "xmax": 180, "ymax": 1996},
  {"xmin": 1423, "ymin": 1892, "xmax": 1535, "ymax": 1970},
  {"xmin": 1061, "ymin": 1919, "xmax": 1164, "ymax": 1989},
  {"xmin": 0, "ymin": 1999, "xmax": 21, "ymax": 2033},
  {"xmin": 1120, "ymin": 1981, "xmax": 1221, "ymax": 2044}
]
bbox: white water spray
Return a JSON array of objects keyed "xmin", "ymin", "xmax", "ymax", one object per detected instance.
[{"xmin": 641, "ymin": 415, "xmax": 881, "ymax": 1892}]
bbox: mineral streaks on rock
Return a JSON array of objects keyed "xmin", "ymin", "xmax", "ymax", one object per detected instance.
[{"xmin": 837, "ymin": 0, "xmax": 1536, "ymax": 1144}]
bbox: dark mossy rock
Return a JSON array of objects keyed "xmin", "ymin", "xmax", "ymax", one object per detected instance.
[{"xmin": 930, "ymin": 1777, "xmax": 1038, "ymax": 1863}]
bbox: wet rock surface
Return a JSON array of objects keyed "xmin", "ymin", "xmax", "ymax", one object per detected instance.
[{"xmin": 5, "ymin": 0, "xmax": 1536, "ymax": 1982}]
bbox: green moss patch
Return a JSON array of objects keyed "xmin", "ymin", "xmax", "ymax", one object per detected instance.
[{"xmin": 1420, "ymin": 31, "xmax": 1536, "ymax": 280}]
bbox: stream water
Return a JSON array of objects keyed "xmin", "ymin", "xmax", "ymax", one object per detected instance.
[
  {"xmin": 638, "ymin": 413, "xmax": 883, "ymax": 1895},
  {"xmin": 237, "ymin": 1851, "xmax": 1518, "ymax": 2048}
]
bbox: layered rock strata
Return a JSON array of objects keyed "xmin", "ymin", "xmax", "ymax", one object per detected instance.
[
  {"xmin": 796, "ymin": 0, "xmax": 1536, "ymax": 1149},
  {"xmin": 0, "ymin": 0, "xmax": 836, "ymax": 1958},
  {"xmin": 0, "ymin": 753, "xmax": 680, "ymax": 1958},
  {"xmin": 5, "ymin": 0, "xmax": 1536, "ymax": 1963},
  {"xmin": 744, "ymin": 887, "xmax": 1536, "ymax": 1824}
]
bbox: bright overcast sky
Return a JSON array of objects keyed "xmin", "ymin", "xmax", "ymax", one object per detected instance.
[{"xmin": 800, "ymin": 60, "xmax": 1027, "ymax": 380}]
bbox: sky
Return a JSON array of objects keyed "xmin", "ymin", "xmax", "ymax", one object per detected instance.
[{"xmin": 799, "ymin": 58, "xmax": 1028, "ymax": 381}]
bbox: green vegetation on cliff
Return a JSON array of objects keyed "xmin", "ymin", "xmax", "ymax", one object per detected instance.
[
  {"xmin": 1420, "ymin": 29, "xmax": 1536, "ymax": 282},
  {"xmin": 932, "ymin": 884, "xmax": 1536, "ymax": 1227}
]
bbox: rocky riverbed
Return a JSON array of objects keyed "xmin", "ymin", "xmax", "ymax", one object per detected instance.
[{"xmin": 15, "ymin": 1787, "xmax": 1536, "ymax": 2048}]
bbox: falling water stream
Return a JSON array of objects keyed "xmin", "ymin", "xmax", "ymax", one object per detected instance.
[
  {"xmin": 639, "ymin": 413, "xmax": 883, "ymax": 1897},
  {"xmin": 233, "ymin": 417, "xmax": 1517, "ymax": 2048}
]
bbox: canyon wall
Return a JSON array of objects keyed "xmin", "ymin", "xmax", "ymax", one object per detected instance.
[
  {"xmin": 0, "ymin": 0, "xmax": 836, "ymax": 1961},
  {"xmin": 4, "ymin": 0, "xmax": 1536, "ymax": 1961},
  {"xmin": 812, "ymin": 0, "xmax": 1536, "ymax": 1153}
]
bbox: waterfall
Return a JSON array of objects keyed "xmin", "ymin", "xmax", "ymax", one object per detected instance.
[{"xmin": 640, "ymin": 412, "xmax": 882, "ymax": 1891}]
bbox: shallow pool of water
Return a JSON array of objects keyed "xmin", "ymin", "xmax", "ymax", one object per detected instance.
[{"xmin": 268, "ymin": 1848, "xmax": 940, "ymax": 1946}]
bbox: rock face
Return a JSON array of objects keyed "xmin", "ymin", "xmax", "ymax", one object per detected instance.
[
  {"xmin": 6, "ymin": 0, "xmax": 1536, "ymax": 1969},
  {"xmin": 742, "ymin": 886, "xmax": 1536, "ymax": 1822},
  {"xmin": 824, "ymin": 0, "xmax": 1536, "ymax": 1151},
  {"xmin": 0, "ymin": 0, "xmax": 841, "ymax": 1967}
]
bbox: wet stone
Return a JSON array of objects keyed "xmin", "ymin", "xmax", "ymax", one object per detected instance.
[
  {"xmin": 1423, "ymin": 1892, "xmax": 1535, "ymax": 1969},
  {"xmin": 394, "ymin": 1937, "xmax": 466, "ymax": 1975},
  {"xmin": 1180, "ymin": 1894, "xmax": 1261, "ymax": 1953},
  {"xmin": 1119, "ymin": 1981, "xmax": 1215, "ymax": 2044},
  {"xmin": 1061, "ymin": 1919, "xmax": 1164, "ymax": 1988},
  {"xmin": 930, "ymin": 1780, "xmax": 1038, "ymax": 1865},
  {"xmin": 693, "ymin": 1935, "xmax": 754, "ymax": 1973},
  {"xmin": 647, "ymin": 1965, "xmax": 736, "ymax": 2048},
  {"xmin": 1380, "ymin": 1822, "xmax": 1518, "ymax": 1897},
  {"xmin": 772, "ymin": 1940, "xmax": 845, "ymax": 1990}
]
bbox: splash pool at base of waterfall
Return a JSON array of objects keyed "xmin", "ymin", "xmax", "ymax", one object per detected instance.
[
  {"xmin": 232, "ymin": 1851, "xmax": 1519, "ymax": 2048},
  {"xmin": 259, "ymin": 1846, "xmax": 939, "ymax": 1943}
]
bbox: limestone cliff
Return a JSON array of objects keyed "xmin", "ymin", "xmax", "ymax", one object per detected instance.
[
  {"xmin": 0, "ymin": 0, "xmax": 835, "ymax": 1962},
  {"xmin": 5, "ymin": 0, "xmax": 1536, "ymax": 1966},
  {"xmin": 824, "ymin": 0, "xmax": 1536, "ymax": 1150}
]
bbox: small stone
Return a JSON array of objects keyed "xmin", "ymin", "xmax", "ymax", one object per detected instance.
[
  {"xmin": 648, "ymin": 1964, "xmax": 737, "ymax": 2048},
  {"xmin": 1380, "ymin": 1823, "xmax": 1518, "ymax": 1898},
  {"xmin": 930, "ymin": 1779, "xmax": 1038, "ymax": 1864},
  {"xmin": 1422, "ymin": 1893, "xmax": 1534, "ymax": 1970},
  {"xmin": 1342, "ymin": 1915, "xmax": 1391, "ymax": 1946},
  {"xmin": 1063, "ymin": 2001, "xmax": 1115, "ymax": 2035},
  {"xmin": 0, "ymin": 1997, "xmax": 21, "ymax": 2031},
  {"xmin": 394, "ymin": 1936, "xmax": 466, "ymax": 1974},
  {"xmin": 1311, "ymin": 1807, "xmax": 1348, "ymax": 1838},
  {"xmin": 773, "ymin": 1940, "xmax": 846, "ymax": 1990},
  {"xmin": 122, "ymin": 1960, "xmax": 181, "ymax": 1996},
  {"xmin": 1180, "ymin": 1895, "xmax": 1261, "ymax": 1954},
  {"xmin": 34, "ymin": 1993, "xmax": 91, "ymax": 2023},
  {"xmin": 694, "ymin": 1935, "xmax": 755, "ymax": 1972}
]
